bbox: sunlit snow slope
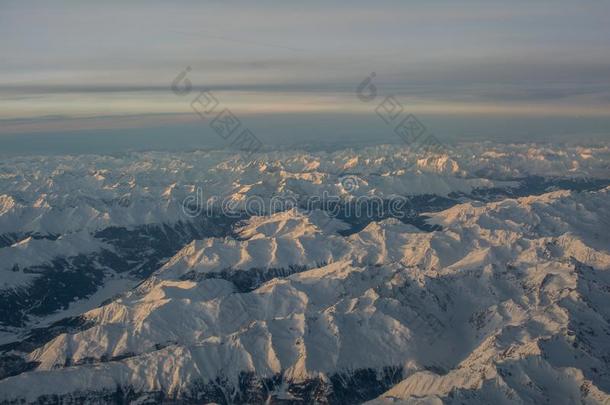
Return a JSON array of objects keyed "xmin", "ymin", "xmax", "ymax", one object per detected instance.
[{"xmin": 0, "ymin": 143, "xmax": 609, "ymax": 404}]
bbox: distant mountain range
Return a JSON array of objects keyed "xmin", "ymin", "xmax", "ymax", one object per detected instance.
[{"xmin": 1, "ymin": 143, "xmax": 609, "ymax": 404}]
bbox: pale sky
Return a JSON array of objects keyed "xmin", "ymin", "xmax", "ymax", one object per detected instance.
[{"xmin": 1, "ymin": 0, "xmax": 610, "ymax": 152}]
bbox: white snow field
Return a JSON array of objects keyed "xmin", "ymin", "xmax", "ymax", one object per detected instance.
[{"xmin": 0, "ymin": 143, "xmax": 609, "ymax": 404}]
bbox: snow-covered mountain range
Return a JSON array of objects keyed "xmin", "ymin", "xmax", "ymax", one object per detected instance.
[{"xmin": 0, "ymin": 142, "xmax": 609, "ymax": 404}]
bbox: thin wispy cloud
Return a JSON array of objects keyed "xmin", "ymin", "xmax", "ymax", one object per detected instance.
[{"xmin": 1, "ymin": 0, "xmax": 610, "ymax": 137}]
